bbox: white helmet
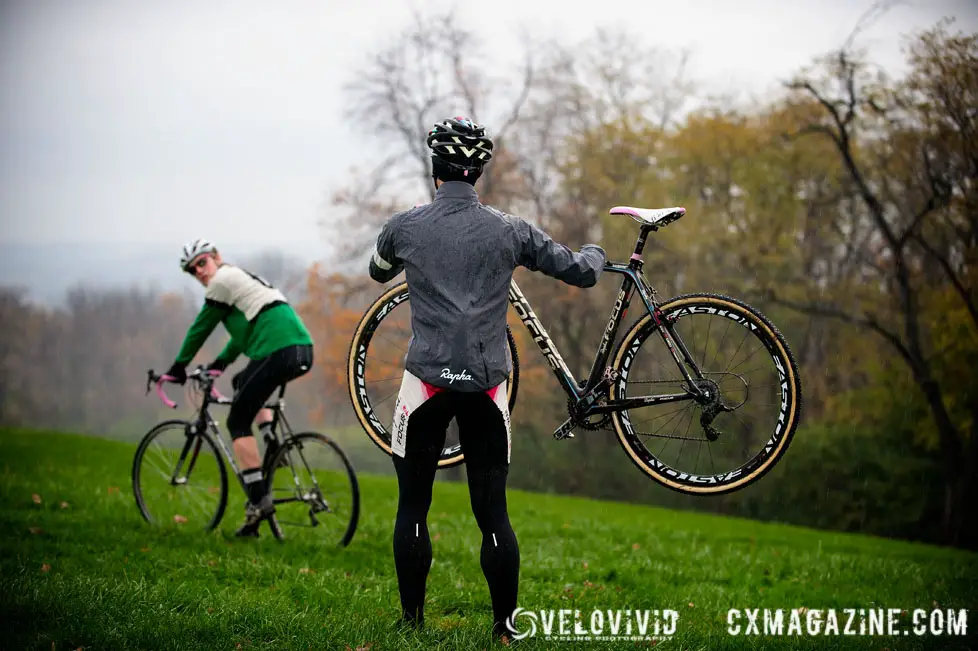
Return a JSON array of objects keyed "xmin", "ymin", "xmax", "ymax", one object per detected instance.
[{"xmin": 179, "ymin": 238, "xmax": 218, "ymax": 271}]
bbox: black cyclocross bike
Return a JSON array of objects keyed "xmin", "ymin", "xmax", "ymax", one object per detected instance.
[
  {"xmin": 348, "ymin": 204, "xmax": 802, "ymax": 496},
  {"xmin": 132, "ymin": 366, "xmax": 360, "ymax": 546}
]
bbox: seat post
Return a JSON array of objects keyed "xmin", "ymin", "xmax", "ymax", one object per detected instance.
[
  {"xmin": 632, "ymin": 225, "xmax": 656, "ymax": 261},
  {"xmin": 267, "ymin": 384, "xmax": 287, "ymax": 435}
]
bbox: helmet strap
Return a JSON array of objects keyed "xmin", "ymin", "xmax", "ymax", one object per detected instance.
[{"xmin": 431, "ymin": 156, "xmax": 481, "ymax": 186}]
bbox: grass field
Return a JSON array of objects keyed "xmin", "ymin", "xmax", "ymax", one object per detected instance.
[{"xmin": 1, "ymin": 427, "xmax": 974, "ymax": 650}]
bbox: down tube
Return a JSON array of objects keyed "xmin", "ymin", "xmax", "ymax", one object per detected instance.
[{"xmin": 508, "ymin": 280, "xmax": 580, "ymax": 398}]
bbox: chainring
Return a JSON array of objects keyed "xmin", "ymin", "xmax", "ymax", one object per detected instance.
[{"xmin": 567, "ymin": 397, "xmax": 612, "ymax": 431}]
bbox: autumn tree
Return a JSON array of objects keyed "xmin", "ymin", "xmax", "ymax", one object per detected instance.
[
  {"xmin": 0, "ymin": 284, "xmax": 212, "ymax": 436},
  {"xmin": 771, "ymin": 19, "xmax": 978, "ymax": 546}
]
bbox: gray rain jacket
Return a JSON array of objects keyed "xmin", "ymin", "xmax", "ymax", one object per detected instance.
[{"xmin": 369, "ymin": 181, "xmax": 606, "ymax": 391}]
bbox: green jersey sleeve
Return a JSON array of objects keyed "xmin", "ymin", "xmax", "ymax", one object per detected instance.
[
  {"xmin": 175, "ymin": 301, "xmax": 230, "ymax": 365},
  {"xmin": 214, "ymin": 336, "xmax": 243, "ymax": 367}
]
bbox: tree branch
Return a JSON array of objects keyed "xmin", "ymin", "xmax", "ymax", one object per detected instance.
[
  {"xmin": 763, "ymin": 290, "xmax": 913, "ymax": 365},
  {"xmin": 911, "ymin": 232, "xmax": 978, "ymax": 330},
  {"xmin": 495, "ymin": 56, "xmax": 534, "ymax": 142},
  {"xmin": 783, "ymin": 123, "xmax": 840, "ymax": 145},
  {"xmin": 790, "ymin": 71, "xmax": 898, "ymax": 246},
  {"xmin": 841, "ymin": 0, "xmax": 902, "ymax": 53}
]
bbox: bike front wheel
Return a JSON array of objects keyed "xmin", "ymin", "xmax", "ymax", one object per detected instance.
[
  {"xmin": 132, "ymin": 419, "xmax": 229, "ymax": 531},
  {"xmin": 610, "ymin": 293, "xmax": 802, "ymax": 495},
  {"xmin": 348, "ymin": 280, "xmax": 520, "ymax": 468},
  {"xmin": 266, "ymin": 432, "xmax": 360, "ymax": 547}
]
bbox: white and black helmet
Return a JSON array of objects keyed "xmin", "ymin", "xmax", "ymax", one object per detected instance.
[
  {"xmin": 426, "ymin": 116, "xmax": 494, "ymax": 171},
  {"xmin": 179, "ymin": 238, "xmax": 217, "ymax": 271}
]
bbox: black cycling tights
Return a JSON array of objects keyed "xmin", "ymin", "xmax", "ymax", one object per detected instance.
[
  {"xmin": 227, "ymin": 344, "xmax": 313, "ymax": 440},
  {"xmin": 392, "ymin": 390, "xmax": 519, "ymax": 632}
]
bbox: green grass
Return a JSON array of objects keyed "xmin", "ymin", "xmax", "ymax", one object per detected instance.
[{"xmin": 0, "ymin": 428, "xmax": 974, "ymax": 651}]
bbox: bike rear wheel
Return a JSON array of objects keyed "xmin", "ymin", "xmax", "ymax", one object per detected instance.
[
  {"xmin": 610, "ymin": 293, "xmax": 802, "ymax": 495},
  {"xmin": 348, "ymin": 281, "xmax": 520, "ymax": 468},
  {"xmin": 265, "ymin": 432, "xmax": 360, "ymax": 547},
  {"xmin": 132, "ymin": 419, "xmax": 228, "ymax": 531}
]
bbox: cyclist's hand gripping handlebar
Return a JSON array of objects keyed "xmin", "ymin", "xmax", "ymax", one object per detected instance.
[
  {"xmin": 146, "ymin": 369, "xmax": 179, "ymax": 408},
  {"xmin": 205, "ymin": 369, "xmax": 230, "ymax": 403},
  {"xmin": 146, "ymin": 367, "xmax": 227, "ymax": 408}
]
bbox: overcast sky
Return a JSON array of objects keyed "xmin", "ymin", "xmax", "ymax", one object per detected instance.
[{"xmin": 1, "ymin": 0, "xmax": 976, "ymax": 263}]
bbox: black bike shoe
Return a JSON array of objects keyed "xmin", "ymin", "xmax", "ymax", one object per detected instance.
[{"xmin": 234, "ymin": 494, "xmax": 275, "ymax": 537}]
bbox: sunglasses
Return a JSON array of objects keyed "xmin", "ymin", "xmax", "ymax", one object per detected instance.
[{"xmin": 187, "ymin": 256, "xmax": 210, "ymax": 274}]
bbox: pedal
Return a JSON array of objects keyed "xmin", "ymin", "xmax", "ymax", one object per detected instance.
[{"xmin": 553, "ymin": 418, "xmax": 576, "ymax": 440}]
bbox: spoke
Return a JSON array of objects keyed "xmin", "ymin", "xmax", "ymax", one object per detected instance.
[
  {"xmin": 658, "ymin": 405, "xmax": 695, "ymax": 459},
  {"xmin": 701, "ymin": 313, "xmax": 714, "ymax": 369},
  {"xmin": 630, "ymin": 403, "xmax": 691, "ymax": 427},
  {"xmin": 737, "ymin": 381, "xmax": 781, "ymax": 389},
  {"xmin": 643, "ymin": 403, "xmax": 692, "ymax": 433},
  {"xmin": 728, "ymin": 343, "xmax": 765, "ymax": 374},
  {"xmin": 145, "ymin": 443, "xmax": 189, "ymax": 483},
  {"xmin": 364, "ymin": 376, "xmax": 403, "ymax": 385},
  {"xmin": 709, "ymin": 318, "xmax": 735, "ymax": 372},
  {"xmin": 732, "ymin": 361, "xmax": 772, "ymax": 375},
  {"xmin": 373, "ymin": 387, "xmax": 400, "ymax": 407},
  {"xmin": 720, "ymin": 330, "xmax": 751, "ymax": 375},
  {"xmin": 674, "ymin": 402, "xmax": 696, "ymax": 466},
  {"xmin": 636, "ymin": 430, "xmax": 708, "ymax": 442},
  {"xmin": 375, "ymin": 330, "xmax": 408, "ymax": 354},
  {"xmin": 707, "ymin": 437, "xmax": 717, "ymax": 477},
  {"xmin": 144, "ymin": 452, "xmax": 176, "ymax": 483},
  {"xmin": 728, "ymin": 411, "xmax": 760, "ymax": 458},
  {"xmin": 141, "ymin": 434, "xmax": 221, "ymax": 525}
]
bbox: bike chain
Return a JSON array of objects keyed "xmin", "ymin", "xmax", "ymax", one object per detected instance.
[{"xmin": 572, "ymin": 378, "xmax": 698, "ymax": 436}]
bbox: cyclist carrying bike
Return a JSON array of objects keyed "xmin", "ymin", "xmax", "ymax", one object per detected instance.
[
  {"xmin": 163, "ymin": 240, "xmax": 314, "ymax": 537},
  {"xmin": 369, "ymin": 116, "xmax": 607, "ymax": 640}
]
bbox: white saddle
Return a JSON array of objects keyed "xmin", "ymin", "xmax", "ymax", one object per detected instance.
[{"xmin": 609, "ymin": 205, "xmax": 686, "ymax": 228}]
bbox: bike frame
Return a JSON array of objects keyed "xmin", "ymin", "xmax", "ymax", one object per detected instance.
[
  {"xmin": 506, "ymin": 224, "xmax": 708, "ymax": 417},
  {"xmin": 153, "ymin": 373, "xmax": 291, "ymax": 492}
]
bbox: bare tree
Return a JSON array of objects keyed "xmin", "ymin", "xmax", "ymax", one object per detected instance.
[
  {"xmin": 324, "ymin": 8, "xmax": 536, "ymax": 264},
  {"xmin": 770, "ymin": 20, "xmax": 977, "ymax": 546},
  {"xmin": 507, "ymin": 28, "xmax": 695, "ymax": 226}
]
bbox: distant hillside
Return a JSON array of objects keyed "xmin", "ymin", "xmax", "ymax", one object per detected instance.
[{"xmin": 0, "ymin": 241, "xmax": 334, "ymax": 306}]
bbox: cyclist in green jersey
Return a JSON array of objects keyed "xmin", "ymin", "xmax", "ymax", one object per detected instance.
[{"xmin": 162, "ymin": 239, "xmax": 315, "ymax": 537}]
